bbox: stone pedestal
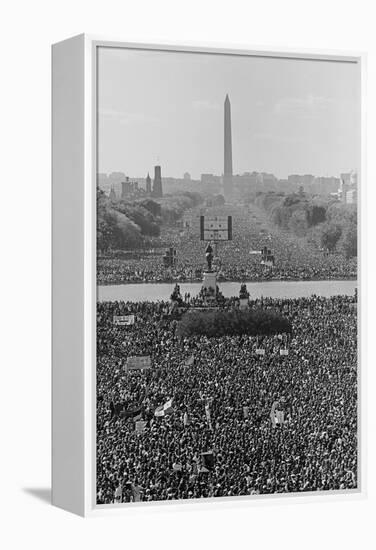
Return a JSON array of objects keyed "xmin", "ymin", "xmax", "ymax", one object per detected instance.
[
  {"xmin": 239, "ymin": 297, "xmax": 249, "ymax": 310},
  {"xmin": 202, "ymin": 270, "xmax": 217, "ymax": 292}
]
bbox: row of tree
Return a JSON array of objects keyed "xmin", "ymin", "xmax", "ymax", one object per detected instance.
[
  {"xmin": 176, "ymin": 308, "xmax": 292, "ymax": 338},
  {"xmin": 159, "ymin": 192, "xmax": 202, "ymax": 224},
  {"xmin": 97, "ymin": 188, "xmax": 203, "ymax": 252},
  {"xmin": 253, "ymin": 191, "xmax": 357, "ymax": 258},
  {"xmin": 313, "ymin": 202, "xmax": 357, "ymax": 259}
]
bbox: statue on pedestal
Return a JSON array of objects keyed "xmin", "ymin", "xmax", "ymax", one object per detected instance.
[
  {"xmin": 205, "ymin": 243, "xmax": 214, "ymax": 272},
  {"xmin": 202, "ymin": 242, "xmax": 218, "ymax": 295}
]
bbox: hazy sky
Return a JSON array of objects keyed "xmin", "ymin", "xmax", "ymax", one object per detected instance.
[{"xmin": 97, "ymin": 47, "xmax": 360, "ymax": 180}]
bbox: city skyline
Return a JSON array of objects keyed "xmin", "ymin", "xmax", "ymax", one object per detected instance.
[
  {"xmin": 98, "ymin": 167, "xmax": 354, "ymax": 183},
  {"xmin": 97, "ymin": 47, "xmax": 360, "ymax": 180}
]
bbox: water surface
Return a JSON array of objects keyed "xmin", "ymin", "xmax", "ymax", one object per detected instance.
[{"xmin": 97, "ymin": 279, "xmax": 357, "ymax": 303}]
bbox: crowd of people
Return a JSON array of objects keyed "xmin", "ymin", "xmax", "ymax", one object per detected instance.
[
  {"xmin": 97, "ymin": 205, "xmax": 357, "ymax": 285},
  {"xmin": 96, "ymin": 291, "xmax": 357, "ymax": 504}
]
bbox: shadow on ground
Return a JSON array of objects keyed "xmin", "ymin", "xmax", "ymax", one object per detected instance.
[{"xmin": 23, "ymin": 488, "xmax": 51, "ymax": 504}]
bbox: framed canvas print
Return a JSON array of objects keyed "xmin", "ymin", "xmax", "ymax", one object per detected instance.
[{"xmin": 52, "ymin": 35, "xmax": 365, "ymax": 516}]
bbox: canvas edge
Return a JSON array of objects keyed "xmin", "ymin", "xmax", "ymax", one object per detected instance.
[{"xmin": 52, "ymin": 33, "xmax": 86, "ymax": 517}]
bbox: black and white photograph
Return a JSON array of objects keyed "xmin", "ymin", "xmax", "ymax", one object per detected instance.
[{"xmin": 95, "ymin": 46, "xmax": 359, "ymax": 505}]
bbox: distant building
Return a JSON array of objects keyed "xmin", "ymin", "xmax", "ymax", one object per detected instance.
[
  {"xmin": 312, "ymin": 176, "xmax": 340, "ymax": 195},
  {"xmin": 287, "ymin": 173, "xmax": 341, "ymax": 195},
  {"xmin": 161, "ymin": 176, "xmax": 202, "ymax": 194},
  {"xmin": 302, "ymin": 174, "xmax": 315, "ymax": 186},
  {"xmin": 287, "ymin": 175, "xmax": 300, "ymax": 185},
  {"xmin": 339, "ymin": 171, "xmax": 357, "ymax": 204},
  {"xmin": 145, "ymin": 173, "xmax": 152, "ymax": 194},
  {"xmin": 287, "ymin": 174, "xmax": 315, "ymax": 187},
  {"xmin": 183, "ymin": 172, "xmax": 191, "ymax": 181},
  {"xmin": 233, "ymin": 172, "xmax": 259, "ymax": 187},
  {"xmin": 345, "ymin": 188, "xmax": 357, "ymax": 204},
  {"xmin": 340, "ymin": 171, "xmax": 357, "ymax": 187},
  {"xmin": 109, "ymin": 185, "xmax": 117, "ymax": 201},
  {"xmin": 152, "ymin": 165, "xmax": 163, "ymax": 198},
  {"xmin": 121, "ymin": 177, "xmax": 132, "ymax": 199},
  {"xmin": 109, "ymin": 171, "xmax": 127, "ymax": 185},
  {"xmin": 260, "ymin": 172, "xmax": 278, "ymax": 185},
  {"xmin": 97, "ymin": 173, "xmax": 108, "ymax": 187},
  {"xmin": 201, "ymin": 174, "xmax": 221, "ymax": 185},
  {"xmin": 340, "ymin": 172, "xmax": 351, "ymax": 187},
  {"xmin": 121, "ymin": 176, "xmax": 140, "ymax": 199}
]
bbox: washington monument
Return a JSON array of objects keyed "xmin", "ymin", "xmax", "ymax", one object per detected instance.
[{"xmin": 223, "ymin": 94, "xmax": 233, "ymax": 201}]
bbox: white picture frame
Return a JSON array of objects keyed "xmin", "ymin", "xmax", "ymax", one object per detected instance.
[{"xmin": 52, "ymin": 34, "xmax": 366, "ymax": 517}]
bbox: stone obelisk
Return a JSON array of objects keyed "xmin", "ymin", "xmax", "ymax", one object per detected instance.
[{"xmin": 223, "ymin": 94, "xmax": 233, "ymax": 201}]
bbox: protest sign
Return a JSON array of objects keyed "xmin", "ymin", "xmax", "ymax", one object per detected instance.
[
  {"xmin": 126, "ymin": 356, "xmax": 151, "ymax": 370},
  {"xmin": 114, "ymin": 314, "xmax": 135, "ymax": 326}
]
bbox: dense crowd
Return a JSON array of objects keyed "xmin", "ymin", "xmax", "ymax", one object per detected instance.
[
  {"xmin": 96, "ymin": 292, "xmax": 357, "ymax": 504},
  {"xmin": 97, "ymin": 205, "xmax": 357, "ymax": 285}
]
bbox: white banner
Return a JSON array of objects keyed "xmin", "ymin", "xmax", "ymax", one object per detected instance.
[
  {"xmin": 126, "ymin": 356, "xmax": 151, "ymax": 370},
  {"xmin": 113, "ymin": 314, "xmax": 135, "ymax": 326},
  {"xmin": 155, "ymin": 398, "xmax": 173, "ymax": 417},
  {"xmin": 135, "ymin": 420, "xmax": 147, "ymax": 433}
]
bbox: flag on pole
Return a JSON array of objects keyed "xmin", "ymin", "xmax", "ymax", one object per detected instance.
[{"xmin": 155, "ymin": 398, "xmax": 173, "ymax": 417}]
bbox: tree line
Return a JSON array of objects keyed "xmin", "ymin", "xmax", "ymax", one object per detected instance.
[
  {"xmin": 177, "ymin": 308, "xmax": 292, "ymax": 338},
  {"xmin": 97, "ymin": 188, "xmax": 203, "ymax": 252},
  {"xmin": 253, "ymin": 191, "xmax": 357, "ymax": 259}
]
